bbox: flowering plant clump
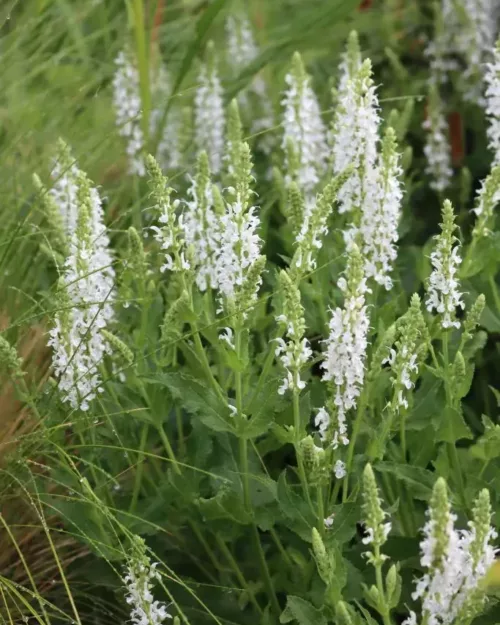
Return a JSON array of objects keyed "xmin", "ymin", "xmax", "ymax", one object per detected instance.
[{"xmin": 3, "ymin": 4, "xmax": 500, "ymax": 625}]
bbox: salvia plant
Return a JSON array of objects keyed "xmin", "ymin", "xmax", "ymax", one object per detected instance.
[{"xmin": 3, "ymin": 2, "xmax": 500, "ymax": 625}]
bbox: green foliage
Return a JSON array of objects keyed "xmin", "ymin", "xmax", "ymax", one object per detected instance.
[{"xmin": 1, "ymin": 1, "xmax": 500, "ymax": 625}]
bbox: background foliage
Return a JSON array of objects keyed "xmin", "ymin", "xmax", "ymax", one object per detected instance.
[{"xmin": 1, "ymin": 1, "xmax": 500, "ymax": 624}]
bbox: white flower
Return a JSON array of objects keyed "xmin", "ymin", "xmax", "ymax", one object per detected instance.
[
  {"xmin": 225, "ymin": 13, "xmax": 275, "ymax": 155},
  {"xmin": 113, "ymin": 51, "xmax": 145, "ymax": 176},
  {"xmin": 324, "ymin": 514, "xmax": 335, "ymax": 528},
  {"xmin": 225, "ymin": 13, "xmax": 259, "ymax": 73},
  {"xmin": 453, "ymin": 0, "xmax": 496, "ymax": 105},
  {"xmin": 423, "ymin": 89, "xmax": 452, "ymax": 193},
  {"xmin": 148, "ymin": 158, "xmax": 189, "ymax": 274},
  {"xmin": 275, "ymin": 336, "xmax": 311, "ymax": 395},
  {"xmin": 314, "ymin": 407, "xmax": 331, "ymax": 442},
  {"xmin": 194, "ymin": 45, "xmax": 225, "ymax": 175},
  {"xmin": 320, "ymin": 254, "xmax": 370, "ymax": 447},
  {"xmin": 356, "ymin": 127, "xmax": 403, "ymax": 290},
  {"xmin": 219, "ymin": 327, "xmax": 235, "ymax": 350},
  {"xmin": 428, "ymin": 0, "xmax": 496, "ymax": 104},
  {"xmin": 49, "ymin": 174, "xmax": 115, "ymax": 411},
  {"xmin": 182, "ymin": 167, "xmax": 220, "ymax": 291},
  {"xmin": 384, "ymin": 346, "xmax": 419, "ymax": 411},
  {"xmin": 401, "ymin": 611, "xmax": 417, "ymax": 625},
  {"xmin": 334, "ymin": 459, "xmax": 346, "ymax": 479},
  {"xmin": 485, "ymin": 44, "xmax": 500, "ymax": 166},
  {"xmin": 282, "ymin": 53, "xmax": 328, "ymax": 201},
  {"xmin": 331, "ymin": 59, "xmax": 380, "ymax": 215},
  {"xmin": 150, "ymin": 65, "xmax": 184, "ymax": 172},
  {"xmin": 362, "ymin": 523, "xmax": 392, "ymax": 545},
  {"xmin": 215, "ymin": 186, "xmax": 262, "ymax": 306},
  {"xmin": 426, "ymin": 201, "xmax": 464, "ymax": 329},
  {"xmin": 123, "ymin": 548, "xmax": 171, "ymax": 625},
  {"xmin": 412, "ymin": 483, "xmax": 497, "ymax": 625}
]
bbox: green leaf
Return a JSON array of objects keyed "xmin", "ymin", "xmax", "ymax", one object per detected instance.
[
  {"xmin": 161, "ymin": 372, "xmax": 235, "ymax": 434},
  {"xmin": 434, "ymin": 406, "xmax": 473, "ymax": 443},
  {"xmin": 280, "ymin": 596, "xmax": 327, "ymax": 625},
  {"xmin": 470, "ymin": 415, "xmax": 500, "ymax": 462},
  {"xmin": 239, "ymin": 378, "xmax": 281, "ymax": 439},
  {"xmin": 407, "ymin": 376, "xmax": 444, "ymax": 431},
  {"xmin": 375, "ymin": 462, "xmax": 435, "ymax": 500},
  {"xmin": 326, "ymin": 503, "xmax": 359, "ymax": 544},
  {"xmin": 277, "ymin": 471, "xmax": 316, "ymax": 541}
]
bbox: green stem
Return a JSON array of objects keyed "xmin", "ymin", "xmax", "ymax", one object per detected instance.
[
  {"xmin": 247, "ymin": 329, "xmax": 283, "ymax": 413},
  {"xmin": 343, "ymin": 393, "xmax": 366, "ymax": 502},
  {"xmin": 270, "ymin": 527, "xmax": 293, "ymax": 569},
  {"xmin": 174, "ymin": 404, "xmax": 186, "ymax": 458},
  {"xmin": 374, "ymin": 547, "xmax": 392, "ymax": 625},
  {"xmin": 216, "ymin": 535, "xmax": 263, "ymax": 616},
  {"xmin": 130, "ymin": 423, "xmax": 149, "ymax": 512},
  {"xmin": 293, "ymin": 388, "xmax": 313, "ymax": 511},
  {"xmin": 235, "ymin": 328, "xmax": 251, "ymax": 511},
  {"xmin": 400, "ymin": 412, "xmax": 407, "ymax": 463},
  {"xmin": 442, "ymin": 332, "xmax": 467, "ymax": 509},
  {"xmin": 489, "ymin": 273, "xmax": 500, "ymax": 312},
  {"xmin": 192, "ymin": 330, "xmax": 225, "ymax": 401},
  {"xmin": 317, "ymin": 485, "xmax": 325, "ymax": 536},
  {"xmin": 158, "ymin": 424, "xmax": 181, "ymax": 475},
  {"xmin": 189, "ymin": 522, "xmax": 224, "ymax": 575},
  {"xmin": 234, "ymin": 328, "xmax": 279, "ymax": 616},
  {"xmin": 252, "ymin": 524, "xmax": 281, "ymax": 617}
]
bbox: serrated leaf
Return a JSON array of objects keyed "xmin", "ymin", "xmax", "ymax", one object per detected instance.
[
  {"xmin": 434, "ymin": 406, "xmax": 472, "ymax": 443},
  {"xmin": 326, "ymin": 503, "xmax": 359, "ymax": 544},
  {"xmin": 160, "ymin": 373, "xmax": 235, "ymax": 434},
  {"xmin": 470, "ymin": 415, "xmax": 500, "ymax": 462},
  {"xmin": 375, "ymin": 462, "xmax": 435, "ymax": 500},
  {"xmin": 277, "ymin": 471, "xmax": 316, "ymax": 540},
  {"xmin": 238, "ymin": 378, "xmax": 281, "ymax": 439},
  {"xmin": 407, "ymin": 376, "xmax": 444, "ymax": 431},
  {"xmin": 280, "ymin": 595, "xmax": 327, "ymax": 625}
]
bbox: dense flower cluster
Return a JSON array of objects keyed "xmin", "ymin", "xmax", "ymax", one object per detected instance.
[
  {"xmin": 485, "ymin": 43, "xmax": 500, "ymax": 165},
  {"xmin": 182, "ymin": 152, "xmax": 220, "ymax": 291},
  {"xmin": 194, "ymin": 42, "xmax": 225, "ymax": 174},
  {"xmin": 281, "ymin": 52, "xmax": 328, "ymax": 201},
  {"xmin": 331, "ymin": 59, "xmax": 380, "ymax": 216},
  {"xmin": 123, "ymin": 539, "xmax": 171, "ymax": 625},
  {"xmin": 275, "ymin": 270, "xmax": 311, "ymax": 395},
  {"xmin": 423, "ymin": 85, "xmax": 453, "ymax": 192},
  {"xmin": 384, "ymin": 294, "xmax": 427, "ymax": 411},
  {"xmin": 406, "ymin": 480, "xmax": 497, "ymax": 625},
  {"xmin": 362, "ymin": 464, "xmax": 391, "ymax": 562},
  {"xmin": 426, "ymin": 200, "xmax": 464, "ymax": 329},
  {"xmin": 226, "ymin": 12, "xmax": 275, "ymax": 154},
  {"xmin": 427, "ymin": 0, "xmax": 496, "ymax": 104},
  {"xmin": 147, "ymin": 156, "xmax": 189, "ymax": 274},
  {"xmin": 318, "ymin": 245, "xmax": 370, "ymax": 448},
  {"xmin": 49, "ymin": 172, "xmax": 115, "ymax": 411},
  {"xmin": 112, "ymin": 50, "xmax": 145, "ymax": 176},
  {"xmin": 215, "ymin": 147, "xmax": 262, "ymax": 309},
  {"xmin": 356, "ymin": 127, "xmax": 402, "ymax": 290},
  {"xmin": 149, "ymin": 65, "xmax": 184, "ymax": 172}
]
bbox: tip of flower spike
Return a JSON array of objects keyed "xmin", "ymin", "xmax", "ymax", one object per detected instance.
[
  {"xmin": 363, "ymin": 462, "xmax": 375, "ymax": 482},
  {"xmin": 409, "ymin": 293, "xmax": 421, "ymax": 309},
  {"xmin": 359, "ymin": 57, "xmax": 373, "ymax": 79},
  {"xmin": 205, "ymin": 39, "xmax": 217, "ymax": 70},
  {"xmin": 32, "ymin": 173, "xmax": 43, "ymax": 191},
  {"xmin": 291, "ymin": 51, "xmax": 306, "ymax": 80},
  {"xmin": 431, "ymin": 477, "xmax": 449, "ymax": 513},
  {"xmin": 227, "ymin": 99, "xmax": 243, "ymax": 146},
  {"xmin": 196, "ymin": 150, "xmax": 211, "ymax": 177},
  {"xmin": 146, "ymin": 154, "xmax": 169, "ymax": 189}
]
